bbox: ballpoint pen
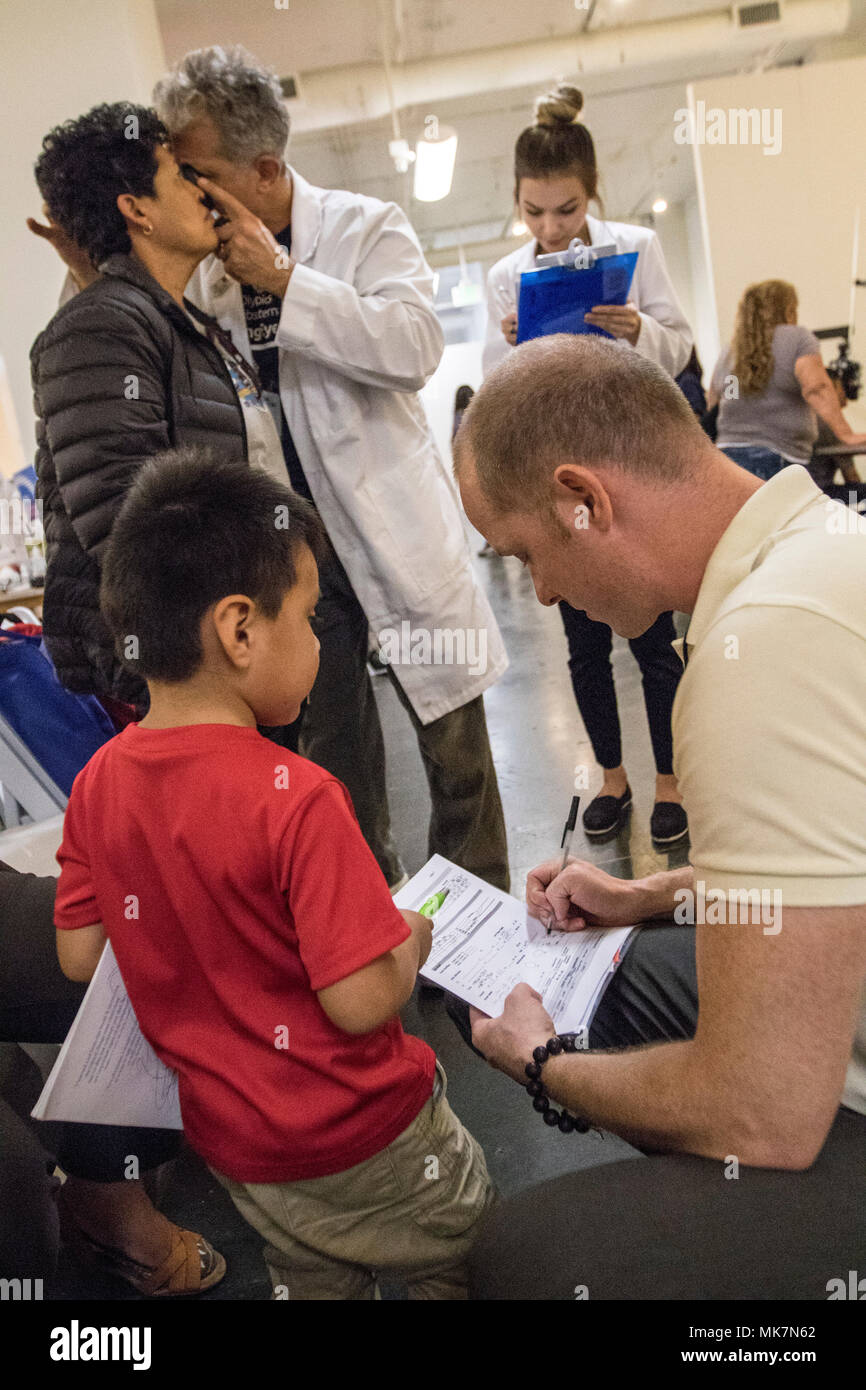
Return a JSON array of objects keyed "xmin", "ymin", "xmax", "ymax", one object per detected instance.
[{"xmin": 547, "ymin": 795, "xmax": 580, "ymax": 935}]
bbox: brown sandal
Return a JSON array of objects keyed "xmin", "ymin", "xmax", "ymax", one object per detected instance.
[{"xmin": 60, "ymin": 1206, "xmax": 226, "ymax": 1297}]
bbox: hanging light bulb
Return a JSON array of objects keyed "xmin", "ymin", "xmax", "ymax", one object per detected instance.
[
  {"xmin": 388, "ymin": 138, "xmax": 415, "ymax": 174},
  {"xmin": 652, "ymin": 197, "xmax": 668, "ymax": 214}
]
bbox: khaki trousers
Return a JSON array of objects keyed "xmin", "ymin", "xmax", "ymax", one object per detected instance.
[{"xmin": 210, "ymin": 1062, "xmax": 495, "ymax": 1300}]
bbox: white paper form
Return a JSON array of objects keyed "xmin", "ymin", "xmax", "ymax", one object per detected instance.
[
  {"xmin": 394, "ymin": 855, "xmax": 636, "ymax": 1037},
  {"xmin": 32, "ymin": 942, "xmax": 182, "ymax": 1129}
]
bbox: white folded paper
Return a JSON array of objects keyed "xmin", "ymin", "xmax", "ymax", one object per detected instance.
[{"xmin": 32, "ymin": 942, "xmax": 181, "ymax": 1129}]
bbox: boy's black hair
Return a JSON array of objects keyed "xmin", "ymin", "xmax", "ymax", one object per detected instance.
[
  {"xmin": 100, "ymin": 448, "xmax": 325, "ymax": 683},
  {"xmin": 35, "ymin": 103, "xmax": 168, "ymax": 268}
]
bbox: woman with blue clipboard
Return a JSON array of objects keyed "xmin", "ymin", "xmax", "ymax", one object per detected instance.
[{"xmin": 482, "ymin": 87, "xmax": 693, "ymax": 846}]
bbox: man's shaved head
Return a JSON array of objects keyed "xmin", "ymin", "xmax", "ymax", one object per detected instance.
[{"xmin": 454, "ymin": 334, "xmax": 706, "ymax": 517}]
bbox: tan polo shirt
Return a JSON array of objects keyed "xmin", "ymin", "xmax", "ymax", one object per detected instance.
[{"xmin": 671, "ymin": 465, "xmax": 866, "ymax": 1115}]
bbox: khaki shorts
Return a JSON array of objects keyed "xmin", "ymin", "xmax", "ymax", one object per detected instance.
[{"xmin": 210, "ymin": 1060, "xmax": 496, "ymax": 1299}]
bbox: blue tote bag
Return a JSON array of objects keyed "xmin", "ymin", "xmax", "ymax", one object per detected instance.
[{"xmin": 0, "ymin": 631, "xmax": 115, "ymax": 796}]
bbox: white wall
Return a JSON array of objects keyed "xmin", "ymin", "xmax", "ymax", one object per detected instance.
[
  {"xmin": 689, "ymin": 56, "xmax": 866, "ymax": 398},
  {"xmin": 653, "ymin": 201, "xmax": 696, "ymax": 354},
  {"xmin": 420, "ymin": 340, "xmax": 484, "ymax": 470},
  {"xmin": 653, "ymin": 198, "xmax": 724, "ymax": 384},
  {"xmin": 0, "ymin": 0, "xmax": 167, "ymax": 463},
  {"xmin": 684, "ymin": 192, "xmax": 720, "ymax": 380}
]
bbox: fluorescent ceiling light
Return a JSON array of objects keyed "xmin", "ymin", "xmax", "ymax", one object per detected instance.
[
  {"xmin": 451, "ymin": 281, "xmax": 482, "ymax": 307},
  {"xmin": 414, "ymin": 127, "xmax": 458, "ymax": 202}
]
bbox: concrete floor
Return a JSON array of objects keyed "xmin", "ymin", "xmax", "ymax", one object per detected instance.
[{"xmin": 48, "ymin": 537, "xmax": 689, "ymax": 1301}]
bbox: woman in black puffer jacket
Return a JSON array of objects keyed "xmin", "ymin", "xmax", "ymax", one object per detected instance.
[{"xmin": 30, "ymin": 103, "xmax": 277, "ymax": 710}]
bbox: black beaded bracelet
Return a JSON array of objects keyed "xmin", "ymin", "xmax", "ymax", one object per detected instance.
[{"xmin": 524, "ymin": 1034, "xmax": 591, "ymax": 1134}]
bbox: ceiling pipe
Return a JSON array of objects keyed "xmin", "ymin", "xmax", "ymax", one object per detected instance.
[{"xmin": 287, "ymin": 0, "xmax": 850, "ymax": 135}]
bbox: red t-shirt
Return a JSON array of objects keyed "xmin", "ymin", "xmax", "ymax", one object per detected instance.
[{"xmin": 55, "ymin": 723, "xmax": 435, "ymax": 1182}]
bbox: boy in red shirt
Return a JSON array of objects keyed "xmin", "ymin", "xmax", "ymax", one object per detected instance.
[{"xmin": 54, "ymin": 448, "xmax": 495, "ymax": 1299}]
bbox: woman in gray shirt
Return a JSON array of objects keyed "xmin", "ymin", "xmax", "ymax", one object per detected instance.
[{"xmin": 707, "ymin": 279, "xmax": 865, "ymax": 480}]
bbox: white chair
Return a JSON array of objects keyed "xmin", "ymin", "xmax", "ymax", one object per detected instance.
[
  {"xmin": 0, "ymin": 712, "xmax": 67, "ymax": 828},
  {"xmin": 0, "ymin": 809, "xmax": 64, "ymax": 874}
]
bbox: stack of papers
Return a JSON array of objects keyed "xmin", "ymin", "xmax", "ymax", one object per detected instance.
[{"xmin": 394, "ymin": 855, "xmax": 636, "ymax": 1040}]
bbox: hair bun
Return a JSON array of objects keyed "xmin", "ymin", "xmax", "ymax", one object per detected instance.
[{"xmin": 534, "ymin": 85, "xmax": 584, "ymax": 128}]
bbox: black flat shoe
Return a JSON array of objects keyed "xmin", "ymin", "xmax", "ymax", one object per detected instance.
[
  {"xmin": 650, "ymin": 801, "xmax": 689, "ymax": 845},
  {"xmin": 583, "ymin": 785, "xmax": 632, "ymax": 837}
]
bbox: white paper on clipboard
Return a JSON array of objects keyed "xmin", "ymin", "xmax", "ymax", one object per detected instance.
[{"xmin": 394, "ymin": 854, "xmax": 636, "ymax": 1038}]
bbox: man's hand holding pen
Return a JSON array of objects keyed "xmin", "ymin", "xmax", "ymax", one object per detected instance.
[
  {"xmin": 468, "ymin": 799, "xmax": 647, "ymax": 1071},
  {"xmin": 544, "ymin": 794, "xmax": 580, "ymax": 934},
  {"xmin": 528, "ymin": 856, "xmax": 647, "ymax": 933}
]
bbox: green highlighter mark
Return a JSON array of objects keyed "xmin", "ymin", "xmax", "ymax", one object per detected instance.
[{"xmin": 419, "ymin": 889, "xmax": 450, "ymax": 918}]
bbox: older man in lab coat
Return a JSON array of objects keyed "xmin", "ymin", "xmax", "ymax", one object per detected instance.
[
  {"xmin": 37, "ymin": 47, "xmax": 509, "ymax": 891},
  {"xmin": 158, "ymin": 47, "xmax": 510, "ymax": 890}
]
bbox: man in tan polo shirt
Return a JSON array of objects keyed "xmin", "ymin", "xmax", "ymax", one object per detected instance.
[{"xmin": 451, "ymin": 333, "xmax": 866, "ymax": 1300}]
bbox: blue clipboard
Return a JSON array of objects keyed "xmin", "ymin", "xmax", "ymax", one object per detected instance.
[{"xmin": 516, "ymin": 251, "xmax": 638, "ymax": 344}]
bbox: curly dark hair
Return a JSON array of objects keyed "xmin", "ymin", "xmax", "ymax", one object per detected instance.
[{"xmin": 35, "ymin": 103, "xmax": 168, "ymax": 268}]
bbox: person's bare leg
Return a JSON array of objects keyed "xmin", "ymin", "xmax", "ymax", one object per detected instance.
[
  {"xmin": 60, "ymin": 1177, "xmax": 173, "ymax": 1266},
  {"xmin": 654, "ymin": 772, "xmax": 682, "ymax": 805},
  {"xmin": 599, "ymin": 765, "xmax": 629, "ymax": 799}
]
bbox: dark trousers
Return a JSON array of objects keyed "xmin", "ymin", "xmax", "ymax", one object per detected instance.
[
  {"xmin": 446, "ymin": 925, "xmax": 866, "ymax": 1299},
  {"xmin": 469, "ymin": 1104, "xmax": 866, "ymax": 1299},
  {"xmin": 0, "ymin": 865, "xmax": 181, "ymax": 1277},
  {"xmin": 268, "ymin": 536, "xmax": 510, "ymax": 891},
  {"xmin": 558, "ymin": 606, "xmax": 682, "ymax": 775},
  {"xmin": 445, "ymin": 922, "xmax": 699, "ymax": 1060}
]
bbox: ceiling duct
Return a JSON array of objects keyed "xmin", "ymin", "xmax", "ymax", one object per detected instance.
[
  {"xmin": 286, "ymin": 0, "xmax": 849, "ymax": 135},
  {"xmin": 735, "ymin": 2, "xmax": 784, "ymax": 25},
  {"xmin": 279, "ymin": 74, "xmax": 302, "ymax": 101}
]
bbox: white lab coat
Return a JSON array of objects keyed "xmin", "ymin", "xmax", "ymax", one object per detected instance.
[
  {"xmin": 179, "ymin": 168, "xmax": 507, "ymax": 724},
  {"xmin": 482, "ymin": 214, "xmax": 692, "ymax": 380}
]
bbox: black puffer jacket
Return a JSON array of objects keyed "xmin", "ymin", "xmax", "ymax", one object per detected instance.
[{"xmin": 31, "ymin": 255, "xmax": 247, "ymax": 706}]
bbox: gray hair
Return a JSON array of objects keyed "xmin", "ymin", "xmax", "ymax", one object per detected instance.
[
  {"xmin": 457, "ymin": 334, "xmax": 706, "ymax": 514},
  {"xmin": 153, "ymin": 45, "xmax": 290, "ymax": 165}
]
